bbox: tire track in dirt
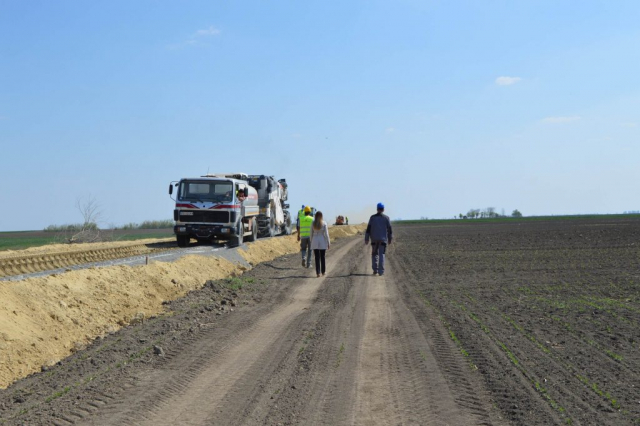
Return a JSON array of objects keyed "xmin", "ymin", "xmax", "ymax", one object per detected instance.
[
  {"xmin": 351, "ymin": 244, "xmax": 492, "ymax": 426},
  {"xmin": 74, "ymin": 237, "xmax": 498, "ymax": 426},
  {"xmin": 83, "ymin": 239, "xmax": 361, "ymax": 426},
  {"xmin": 262, "ymin": 242, "xmax": 497, "ymax": 425}
]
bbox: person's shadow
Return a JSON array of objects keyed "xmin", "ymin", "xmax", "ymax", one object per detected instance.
[
  {"xmin": 262, "ymin": 263, "xmax": 297, "ymax": 271},
  {"xmin": 327, "ymin": 273, "xmax": 371, "ymax": 278},
  {"xmin": 271, "ymin": 275, "xmax": 315, "ymax": 280}
]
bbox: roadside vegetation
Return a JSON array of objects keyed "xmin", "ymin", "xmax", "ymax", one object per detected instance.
[
  {"xmin": 118, "ymin": 220, "xmax": 174, "ymax": 230},
  {"xmin": 0, "ymin": 228, "xmax": 173, "ymax": 252}
]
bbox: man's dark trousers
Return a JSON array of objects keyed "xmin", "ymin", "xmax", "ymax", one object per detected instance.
[{"xmin": 371, "ymin": 241, "xmax": 386, "ymax": 275}]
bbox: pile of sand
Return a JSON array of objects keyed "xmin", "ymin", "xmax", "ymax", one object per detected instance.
[
  {"xmin": 328, "ymin": 224, "xmax": 367, "ymax": 239},
  {"xmin": 0, "ymin": 224, "xmax": 366, "ymax": 388},
  {"xmin": 238, "ymin": 236, "xmax": 299, "ymax": 265},
  {"xmin": 0, "ymin": 255, "xmax": 238, "ymax": 388}
]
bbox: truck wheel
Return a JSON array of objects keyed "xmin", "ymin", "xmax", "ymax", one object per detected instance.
[
  {"xmin": 282, "ymin": 213, "xmax": 292, "ymax": 235},
  {"xmin": 177, "ymin": 235, "xmax": 189, "ymax": 247},
  {"xmin": 232, "ymin": 222, "xmax": 243, "ymax": 247},
  {"xmin": 247, "ymin": 218, "xmax": 258, "ymax": 242}
]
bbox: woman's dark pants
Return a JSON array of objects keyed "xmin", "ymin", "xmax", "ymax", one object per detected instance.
[{"xmin": 314, "ymin": 249, "xmax": 326, "ymax": 275}]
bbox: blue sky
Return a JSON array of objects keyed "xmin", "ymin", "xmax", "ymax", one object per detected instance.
[{"xmin": 1, "ymin": 0, "xmax": 639, "ymax": 231}]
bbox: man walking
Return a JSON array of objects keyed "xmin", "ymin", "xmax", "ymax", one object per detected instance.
[
  {"xmin": 365, "ymin": 202, "xmax": 393, "ymax": 276},
  {"xmin": 297, "ymin": 206, "xmax": 314, "ymax": 268}
]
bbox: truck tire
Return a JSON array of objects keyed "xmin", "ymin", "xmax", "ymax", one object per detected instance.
[
  {"xmin": 177, "ymin": 235, "xmax": 189, "ymax": 247},
  {"xmin": 282, "ymin": 212, "xmax": 292, "ymax": 235},
  {"xmin": 231, "ymin": 221, "xmax": 243, "ymax": 247},
  {"xmin": 247, "ymin": 217, "xmax": 258, "ymax": 242}
]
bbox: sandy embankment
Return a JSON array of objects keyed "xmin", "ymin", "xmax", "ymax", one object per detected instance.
[{"xmin": 0, "ymin": 224, "xmax": 365, "ymax": 389}]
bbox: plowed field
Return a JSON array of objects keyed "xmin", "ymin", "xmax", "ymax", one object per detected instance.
[
  {"xmin": 1, "ymin": 218, "xmax": 638, "ymax": 425},
  {"xmin": 392, "ymin": 218, "xmax": 640, "ymax": 425}
]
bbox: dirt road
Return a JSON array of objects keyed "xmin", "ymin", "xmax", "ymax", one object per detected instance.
[
  {"xmin": 5, "ymin": 218, "xmax": 639, "ymax": 425},
  {"xmin": 83, "ymin": 238, "xmax": 494, "ymax": 425},
  {"xmin": 1, "ymin": 234, "xmax": 500, "ymax": 425}
]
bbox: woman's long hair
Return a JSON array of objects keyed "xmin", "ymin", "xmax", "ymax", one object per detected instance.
[{"xmin": 313, "ymin": 211, "xmax": 324, "ymax": 230}]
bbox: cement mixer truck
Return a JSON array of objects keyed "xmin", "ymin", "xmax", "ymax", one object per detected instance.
[{"xmin": 169, "ymin": 173, "xmax": 291, "ymax": 247}]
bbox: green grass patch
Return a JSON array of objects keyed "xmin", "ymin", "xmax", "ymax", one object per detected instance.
[
  {"xmin": 576, "ymin": 374, "xmax": 621, "ymax": 409},
  {"xmin": 0, "ymin": 234, "xmax": 59, "ymax": 251},
  {"xmin": 44, "ymin": 386, "xmax": 70, "ymax": 403},
  {"xmin": 335, "ymin": 343, "xmax": 345, "ymax": 367},
  {"xmin": 222, "ymin": 276, "xmax": 256, "ymax": 291},
  {"xmin": 0, "ymin": 230, "xmax": 173, "ymax": 252}
]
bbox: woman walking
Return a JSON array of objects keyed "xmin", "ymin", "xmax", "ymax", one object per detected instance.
[{"xmin": 310, "ymin": 211, "xmax": 330, "ymax": 277}]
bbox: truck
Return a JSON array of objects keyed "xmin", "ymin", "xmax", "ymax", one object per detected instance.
[
  {"xmin": 169, "ymin": 173, "xmax": 291, "ymax": 247},
  {"xmin": 247, "ymin": 175, "xmax": 292, "ymax": 237}
]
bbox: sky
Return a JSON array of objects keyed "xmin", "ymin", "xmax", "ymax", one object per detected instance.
[{"xmin": 1, "ymin": 0, "xmax": 639, "ymax": 231}]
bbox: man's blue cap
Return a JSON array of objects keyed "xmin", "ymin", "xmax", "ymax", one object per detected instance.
[
  {"xmin": 377, "ymin": 202, "xmax": 385, "ymax": 210},
  {"xmin": 301, "ymin": 204, "xmax": 305, "ymax": 208}
]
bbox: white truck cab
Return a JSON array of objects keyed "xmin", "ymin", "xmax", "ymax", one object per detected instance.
[{"xmin": 169, "ymin": 175, "xmax": 259, "ymax": 247}]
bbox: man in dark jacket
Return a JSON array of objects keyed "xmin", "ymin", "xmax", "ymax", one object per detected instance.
[{"xmin": 365, "ymin": 202, "xmax": 393, "ymax": 276}]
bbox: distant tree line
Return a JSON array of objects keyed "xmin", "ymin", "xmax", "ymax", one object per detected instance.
[
  {"xmin": 119, "ymin": 220, "xmax": 174, "ymax": 230},
  {"xmin": 45, "ymin": 219, "xmax": 174, "ymax": 232},
  {"xmin": 457, "ymin": 207, "xmax": 522, "ymax": 219},
  {"xmin": 44, "ymin": 223, "xmax": 99, "ymax": 232}
]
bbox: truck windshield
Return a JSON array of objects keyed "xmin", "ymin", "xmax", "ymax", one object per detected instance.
[{"xmin": 178, "ymin": 181, "xmax": 234, "ymax": 203}]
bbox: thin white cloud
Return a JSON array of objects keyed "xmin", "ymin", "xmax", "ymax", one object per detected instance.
[
  {"xmin": 291, "ymin": 133, "xmax": 302, "ymax": 138},
  {"xmin": 167, "ymin": 25, "xmax": 221, "ymax": 50},
  {"xmin": 542, "ymin": 116, "xmax": 582, "ymax": 124},
  {"xmin": 385, "ymin": 127, "xmax": 395, "ymax": 134},
  {"xmin": 621, "ymin": 122, "xmax": 637, "ymax": 128},
  {"xmin": 0, "ymin": 116, "xmax": 7, "ymax": 120},
  {"xmin": 495, "ymin": 76, "xmax": 522, "ymax": 86},
  {"xmin": 195, "ymin": 26, "xmax": 221, "ymax": 37}
]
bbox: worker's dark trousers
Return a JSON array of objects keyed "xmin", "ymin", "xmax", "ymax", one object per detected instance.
[
  {"xmin": 314, "ymin": 249, "xmax": 326, "ymax": 275},
  {"xmin": 371, "ymin": 241, "xmax": 387, "ymax": 275},
  {"xmin": 300, "ymin": 237, "xmax": 312, "ymax": 267}
]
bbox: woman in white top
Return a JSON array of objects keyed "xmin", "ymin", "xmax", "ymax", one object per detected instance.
[{"xmin": 310, "ymin": 211, "xmax": 330, "ymax": 277}]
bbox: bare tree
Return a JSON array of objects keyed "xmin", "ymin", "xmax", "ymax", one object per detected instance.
[{"xmin": 70, "ymin": 195, "xmax": 103, "ymax": 243}]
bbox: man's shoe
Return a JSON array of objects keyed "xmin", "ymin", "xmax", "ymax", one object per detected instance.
[
  {"xmin": 302, "ymin": 259, "xmax": 306, "ymax": 267},
  {"xmin": 372, "ymin": 271, "xmax": 378, "ymax": 276}
]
